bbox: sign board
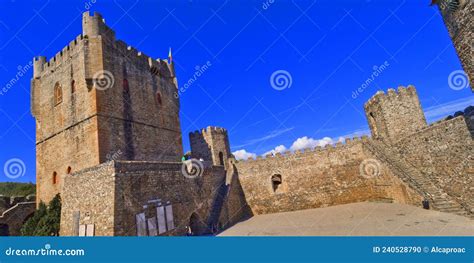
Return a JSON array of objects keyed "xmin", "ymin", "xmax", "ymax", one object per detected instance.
[{"xmin": 136, "ymin": 213, "xmax": 147, "ymax": 236}]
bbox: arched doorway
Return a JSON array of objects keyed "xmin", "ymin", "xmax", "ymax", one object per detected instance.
[
  {"xmin": 188, "ymin": 213, "xmax": 207, "ymax": 236},
  {"xmin": 0, "ymin": 224, "xmax": 9, "ymax": 236}
]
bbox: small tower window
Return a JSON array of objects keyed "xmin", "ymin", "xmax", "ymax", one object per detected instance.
[
  {"xmin": 219, "ymin": 152, "xmax": 224, "ymax": 166},
  {"xmin": 54, "ymin": 82, "xmax": 62, "ymax": 105},
  {"xmin": 369, "ymin": 112, "xmax": 379, "ymax": 138},
  {"xmin": 71, "ymin": 80, "xmax": 76, "ymax": 94},
  {"xmin": 52, "ymin": 172, "xmax": 58, "ymax": 185},
  {"xmin": 156, "ymin": 92, "xmax": 162, "ymax": 106},
  {"xmin": 271, "ymin": 174, "xmax": 282, "ymax": 192},
  {"xmin": 67, "ymin": 167, "xmax": 72, "ymax": 174}
]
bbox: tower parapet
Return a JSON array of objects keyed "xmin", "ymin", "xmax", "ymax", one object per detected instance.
[
  {"xmin": 364, "ymin": 85, "xmax": 427, "ymax": 143},
  {"xmin": 33, "ymin": 56, "xmax": 46, "ymax": 79},
  {"xmin": 189, "ymin": 126, "xmax": 231, "ymax": 169},
  {"xmin": 82, "ymin": 11, "xmax": 115, "ymax": 40}
]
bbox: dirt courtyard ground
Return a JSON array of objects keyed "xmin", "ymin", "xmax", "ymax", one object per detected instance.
[{"xmin": 219, "ymin": 202, "xmax": 474, "ymax": 236}]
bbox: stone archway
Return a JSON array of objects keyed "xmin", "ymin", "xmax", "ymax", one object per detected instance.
[
  {"xmin": 189, "ymin": 213, "xmax": 207, "ymax": 236},
  {"xmin": 0, "ymin": 224, "xmax": 9, "ymax": 236},
  {"xmin": 0, "ymin": 202, "xmax": 36, "ymax": 236}
]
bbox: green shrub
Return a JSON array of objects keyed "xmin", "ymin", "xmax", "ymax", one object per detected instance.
[
  {"xmin": 21, "ymin": 194, "xmax": 61, "ymax": 236},
  {"xmin": 0, "ymin": 182, "xmax": 35, "ymax": 197}
]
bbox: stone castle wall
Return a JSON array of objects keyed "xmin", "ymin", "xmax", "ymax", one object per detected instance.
[
  {"xmin": 41, "ymin": 11, "xmax": 473, "ymax": 236},
  {"xmin": 60, "ymin": 160, "xmax": 244, "ymax": 236},
  {"xmin": 364, "ymin": 86, "xmax": 427, "ymax": 143},
  {"xmin": 234, "ymin": 138, "xmax": 422, "ymax": 215},
  {"xmin": 96, "ymin": 33, "xmax": 183, "ymax": 163},
  {"xmin": 0, "ymin": 195, "xmax": 35, "ymax": 214},
  {"xmin": 32, "ymin": 34, "xmax": 102, "ymax": 205},
  {"xmin": 0, "ymin": 201, "xmax": 36, "ymax": 236},
  {"xmin": 32, "ymin": 12, "xmax": 184, "ymax": 205},
  {"xmin": 60, "ymin": 162, "xmax": 116, "ymax": 236},
  {"xmin": 395, "ymin": 116, "xmax": 474, "ymax": 213},
  {"xmin": 437, "ymin": 0, "xmax": 473, "ymax": 91},
  {"xmin": 190, "ymin": 127, "xmax": 232, "ymax": 169},
  {"xmin": 218, "ymin": 160, "xmax": 253, "ymax": 229}
]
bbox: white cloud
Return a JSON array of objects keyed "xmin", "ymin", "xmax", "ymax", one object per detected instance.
[
  {"xmin": 290, "ymin": 136, "xmax": 333, "ymax": 151},
  {"xmin": 234, "ymin": 127, "xmax": 372, "ymax": 160},
  {"xmin": 232, "ymin": 149, "xmax": 257, "ymax": 160},
  {"xmin": 263, "ymin": 145, "xmax": 287, "ymax": 156},
  {"xmin": 424, "ymin": 96, "xmax": 474, "ymax": 122}
]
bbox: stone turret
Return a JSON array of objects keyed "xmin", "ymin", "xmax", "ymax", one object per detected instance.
[
  {"xmin": 82, "ymin": 11, "xmax": 115, "ymax": 40},
  {"xmin": 189, "ymin": 126, "xmax": 232, "ymax": 169},
  {"xmin": 364, "ymin": 85, "xmax": 427, "ymax": 143},
  {"xmin": 33, "ymin": 56, "xmax": 46, "ymax": 79}
]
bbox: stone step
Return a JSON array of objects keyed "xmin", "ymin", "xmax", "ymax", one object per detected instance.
[
  {"xmin": 437, "ymin": 207, "xmax": 466, "ymax": 213},
  {"xmin": 432, "ymin": 200, "xmax": 460, "ymax": 206},
  {"xmin": 435, "ymin": 206, "xmax": 463, "ymax": 212},
  {"xmin": 365, "ymin": 140, "xmax": 473, "ymax": 219},
  {"xmin": 437, "ymin": 204, "xmax": 464, "ymax": 210}
]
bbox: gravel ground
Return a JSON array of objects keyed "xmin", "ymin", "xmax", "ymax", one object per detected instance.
[{"xmin": 219, "ymin": 202, "xmax": 474, "ymax": 236}]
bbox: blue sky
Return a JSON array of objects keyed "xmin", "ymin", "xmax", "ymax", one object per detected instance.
[{"xmin": 0, "ymin": 0, "xmax": 472, "ymax": 183}]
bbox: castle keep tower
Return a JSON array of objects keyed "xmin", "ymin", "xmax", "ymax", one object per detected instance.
[
  {"xmin": 189, "ymin": 127, "xmax": 231, "ymax": 169},
  {"xmin": 364, "ymin": 86, "xmax": 427, "ymax": 143},
  {"xmin": 435, "ymin": 0, "xmax": 473, "ymax": 91},
  {"xmin": 31, "ymin": 11, "xmax": 183, "ymax": 204}
]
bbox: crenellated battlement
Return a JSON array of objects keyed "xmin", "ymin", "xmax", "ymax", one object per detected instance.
[
  {"xmin": 112, "ymin": 40, "xmax": 175, "ymax": 80},
  {"xmin": 189, "ymin": 126, "xmax": 231, "ymax": 168},
  {"xmin": 33, "ymin": 34, "xmax": 86, "ymax": 78},
  {"xmin": 364, "ymin": 85, "xmax": 417, "ymax": 109},
  {"xmin": 189, "ymin": 126, "xmax": 228, "ymax": 138},
  {"xmin": 33, "ymin": 11, "xmax": 175, "ymax": 81},
  {"xmin": 82, "ymin": 11, "xmax": 115, "ymax": 40},
  {"xmin": 364, "ymin": 85, "xmax": 426, "ymax": 143},
  {"xmin": 238, "ymin": 135, "xmax": 370, "ymax": 164}
]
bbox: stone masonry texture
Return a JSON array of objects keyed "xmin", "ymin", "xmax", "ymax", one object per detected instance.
[
  {"xmin": 27, "ymin": 12, "xmax": 474, "ymax": 236},
  {"xmin": 437, "ymin": 0, "xmax": 474, "ymax": 91}
]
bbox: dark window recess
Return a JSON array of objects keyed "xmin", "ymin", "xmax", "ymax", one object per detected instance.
[
  {"xmin": 271, "ymin": 174, "xmax": 282, "ymax": 192},
  {"xmin": 219, "ymin": 152, "xmax": 224, "ymax": 166},
  {"xmin": 53, "ymin": 172, "xmax": 58, "ymax": 185}
]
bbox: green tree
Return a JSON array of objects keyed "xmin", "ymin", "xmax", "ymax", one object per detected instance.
[
  {"xmin": 21, "ymin": 194, "xmax": 61, "ymax": 236},
  {"xmin": 0, "ymin": 182, "xmax": 35, "ymax": 197},
  {"xmin": 21, "ymin": 202, "xmax": 47, "ymax": 236}
]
